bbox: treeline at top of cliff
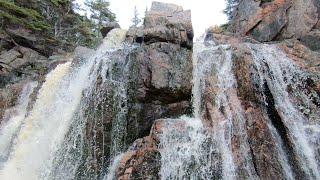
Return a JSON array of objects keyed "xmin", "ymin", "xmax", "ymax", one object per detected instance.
[{"xmin": 0, "ymin": 0, "xmax": 116, "ymax": 56}]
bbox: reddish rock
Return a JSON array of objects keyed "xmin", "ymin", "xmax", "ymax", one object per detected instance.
[
  {"xmin": 229, "ymin": 0, "xmax": 320, "ymax": 42},
  {"xmin": 127, "ymin": 2, "xmax": 193, "ymax": 49}
]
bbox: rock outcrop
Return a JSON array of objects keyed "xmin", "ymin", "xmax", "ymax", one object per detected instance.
[
  {"xmin": 125, "ymin": 1, "xmax": 193, "ymax": 144},
  {"xmin": 113, "ymin": 1, "xmax": 320, "ymax": 176},
  {"xmin": 77, "ymin": 3, "xmax": 194, "ymax": 178},
  {"xmin": 1, "ymin": 1, "xmax": 319, "ymax": 180},
  {"xmin": 100, "ymin": 22, "xmax": 121, "ymax": 38},
  {"xmin": 228, "ymin": 0, "xmax": 320, "ymax": 51},
  {"xmin": 126, "ymin": 1, "xmax": 193, "ymax": 49}
]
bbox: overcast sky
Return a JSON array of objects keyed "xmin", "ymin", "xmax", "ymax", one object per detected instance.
[{"xmin": 77, "ymin": 0, "xmax": 227, "ymax": 37}]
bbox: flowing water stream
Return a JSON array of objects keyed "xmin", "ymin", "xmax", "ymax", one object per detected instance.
[
  {"xmin": 0, "ymin": 29, "xmax": 128, "ymax": 180},
  {"xmin": 0, "ymin": 31, "xmax": 319, "ymax": 180}
]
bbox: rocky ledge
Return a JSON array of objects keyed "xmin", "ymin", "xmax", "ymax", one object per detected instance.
[{"xmin": 228, "ymin": 0, "xmax": 320, "ymax": 51}]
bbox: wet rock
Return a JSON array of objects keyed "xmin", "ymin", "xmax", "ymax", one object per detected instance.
[
  {"xmin": 128, "ymin": 42, "xmax": 192, "ymax": 103},
  {"xmin": 0, "ymin": 81, "xmax": 28, "ymax": 121},
  {"xmin": 100, "ymin": 22, "xmax": 121, "ymax": 38},
  {"xmin": 124, "ymin": 1, "xmax": 193, "ymax": 147},
  {"xmin": 125, "ymin": 40, "xmax": 193, "ymax": 143},
  {"xmin": 204, "ymin": 31, "xmax": 259, "ymax": 46},
  {"xmin": 114, "ymin": 118, "xmax": 189, "ymax": 179},
  {"xmin": 278, "ymin": 39, "xmax": 320, "ymax": 73},
  {"xmin": 115, "ymin": 136, "xmax": 161, "ymax": 180},
  {"xmin": 73, "ymin": 46, "xmax": 95, "ymax": 61}
]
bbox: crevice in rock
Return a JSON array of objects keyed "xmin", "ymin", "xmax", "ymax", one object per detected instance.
[
  {"xmin": 260, "ymin": 0, "xmax": 274, "ymax": 7},
  {"xmin": 271, "ymin": 17, "xmax": 288, "ymax": 41},
  {"xmin": 249, "ymin": 143, "xmax": 260, "ymax": 178},
  {"xmin": 263, "ymin": 81, "xmax": 306, "ymax": 179},
  {"xmin": 144, "ymin": 40, "xmax": 192, "ymax": 50},
  {"xmin": 246, "ymin": 20, "xmax": 262, "ymax": 38}
]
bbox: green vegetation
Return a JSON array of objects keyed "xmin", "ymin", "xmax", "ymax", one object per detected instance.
[
  {"xmin": 0, "ymin": 0, "xmax": 50, "ymax": 31},
  {"xmin": 0, "ymin": 0, "xmax": 116, "ymax": 50},
  {"xmin": 85, "ymin": 0, "xmax": 116, "ymax": 38}
]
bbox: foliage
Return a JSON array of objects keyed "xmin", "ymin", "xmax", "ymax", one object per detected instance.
[
  {"xmin": 0, "ymin": 0, "xmax": 50, "ymax": 31},
  {"xmin": 0, "ymin": 0, "xmax": 117, "ymax": 50},
  {"xmin": 85, "ymin": 0, "xmax": 116, "ymax": 37},
  {"xmin": 224, "ymin": 0, "xmax": 239, "ymax": 21}
]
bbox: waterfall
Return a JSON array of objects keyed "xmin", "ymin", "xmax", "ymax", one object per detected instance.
[
  {"xmin": 158, "ymin": 43, "xmax": 238, "ymax": 179},
  {"xmin": 0, "ymin": 82, "xmax": 37, "ymax": 165},
  {"xmin": 0, "ymin": 27, "xmax": 319, "ymax": 180},
  {"xmin": 248, "ymin": 43, "xmax": 320, "ymax": 179},
  {"xmin": 158, "ymin": 41, "xmax": 320, "ymax": 179},
  {"xmin": 0, "ymin": 28, "xmax": 128, "ymax": 180}
]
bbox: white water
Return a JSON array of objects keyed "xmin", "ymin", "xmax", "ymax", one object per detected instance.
[
  {"xmin": 248, "ymin": 43, "xmax": 320, "ymax": 179},
  {"xmin": 159, "ymin": 43, "xmax": 238, "ymax": 179},
  {"xmin": 0, "ymin": 29, "xmax": 318, "ymax": 180},
  {"xmin": 0, "ymin": 29, "xmax": 127, "ymax": 180},
  {"xmin": 0, "ymin": 82, "xmax": 37, "ymax": 165},
  {"xmin": 105, "ymin": 153, "xmax": 125, "ymax": 180},
  {"xmin": 159, "ymin": 41, "xmax": 319, "ymax": 180}
]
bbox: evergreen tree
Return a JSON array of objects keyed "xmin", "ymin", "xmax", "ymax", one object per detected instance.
[
  {"xmin": 85, "ymin": 0, "xmax": 116, "ymax": 37},
  {"xmin": 0, "ymin": 0, "xmax": 112, "ymax": 51},
  {"xmin": 224, "ymin": 0, "xmax": 239, "ymax": 20},
  {"xmin": 131, "ymin": 6, "xmax": 141, "ymax": 27}
]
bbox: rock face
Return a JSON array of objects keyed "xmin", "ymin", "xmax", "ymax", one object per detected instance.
[
  {"xmin": 228, "ymin": 0, "xmax": 320, "ymax": 50},
  {"xmin": 115, "ymin": 30, "xmax": 320, "ymax": 178},
  {"xmin": 76, "ymin": 3, "xmax": 194, "ymax": 179},
  {"xmin": 125, "ymin": 1, "xmax": 193, "ymax": 145},
  {"xmin": 0, "ymin": 45, "xmax": 68, "ymax": 121},
  {"xmin": 1, "ymin": 1, "xmax": 319, "ymax": 180},
  {"xmin": 100, "ymin": 22, "xmax": 121, "ymax": 38},
  {"xmin": 126, "ymin": 2, "xmax": 193, "ymax": 49},
  {"xmin": 110, "ymin": 1, "xmax": 320, "ymax": 179}
]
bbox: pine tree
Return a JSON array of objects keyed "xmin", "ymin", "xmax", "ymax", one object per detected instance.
[
  {"xmin": 0, "ymin": 0, "xmax": 107, "ymax": 50},
  {"xmin": 224, "ymin": 0, "xmax": 239, "ymax": 20},
  {"xmin": 131, "ymin": 6, "xmax": 141, "ymax": 27},
  {"xmin": 85, "ymin": 0, "xmax": 116, "ymax": 35}
]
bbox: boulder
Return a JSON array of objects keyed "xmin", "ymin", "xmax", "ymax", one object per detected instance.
[
  {"xmin": 228, "ymin": 0, "xmax": 320, "ymax": 42},
  {"xmin": 73, "ymin": 46, "xmax": 95, "ymax": 61},
  {"xmin": 0, "ymin": 81, "xmax": 28, "ymax": 121},
  {"xmin": 125, "ymin": 2, "xmax": 193, "ymax": 144},
  {"xmin": 0, "ymin": 49, "xmax": 22, "ymax": 64},
  {"xmin": 300, "ymin": 30, "xmax": 320, "ymax": 51},
  {"xmin": 100, "ymin": 22, "xmax": 121, "ymax": 38},
  {"xmin": 127, "ymin": 2, "xmax": 194, "ymax": 49},
  {"xmin": 281, "ymin": 0, "xmax": 318, "ymax": 39}
]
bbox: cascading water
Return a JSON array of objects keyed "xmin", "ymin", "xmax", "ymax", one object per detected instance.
[
  {"xmin": 158, "ymin": 43, "xmax": 239, "ymax": 179},
  {"xmin": 248, "ymin": 43, "xmax": 320, "ymax": 179},
  {"xmin": 0, "ymin": 82, "xmax": 37, "ymax": 165},
  {"xmin": 0, "ymin": 27, "xmax": 319, "ymax": 180},
  {"xmin": 0, "ymin": 29, "xmax": 128, "ymax": 180},
  {"xmin": 153, "ymin": 41, "xmax": 319, "ymax": 180}
]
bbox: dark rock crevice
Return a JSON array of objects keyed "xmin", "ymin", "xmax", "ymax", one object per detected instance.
[
  {"xmin": 263, "ymin": 81, "xmax": 306, "ymax": 179},
  {"xmin": 249, "ymin": 143, "xmax": 260, "ymax": 178}
]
